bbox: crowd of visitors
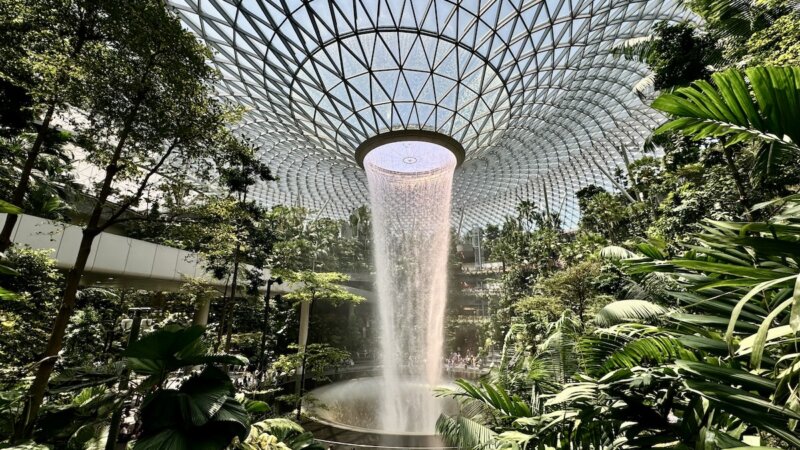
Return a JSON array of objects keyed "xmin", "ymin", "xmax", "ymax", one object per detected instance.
[{"xmin": 445, "ymin": 351, "xmax": 481, "ymax": 370}]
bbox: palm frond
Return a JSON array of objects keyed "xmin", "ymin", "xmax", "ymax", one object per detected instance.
[
  {"xmin": 610, "ymin": 35, "xmax": 657, "ymax": 62},
  {"xmin": 652, "ymin": 67, "xmax": 800, "ymax": 173},
  {"xmin": 682, "ymin": 0, "xmax": 763, "ymax": 39},
  {"xmin": 600, "ymin": 245, "xmax": 637, "ymax": 261},
  {"xmin": 538, "ymin": 313, "xmax": 582, "ymax": 383},
  {"xmin": 436, "ymin": 414, "xmax": 500, "ymax": 450},
  {"xmin": 603, "ymin": 335, "xmax": 695, "ymax": 371},
  {"xmin": 633, "ymin": 73, "xmax": 657, "ymax": 100},
  {"xmin": 595, "ymin": 300, "xmax": 669, "ymax": 326},
  {"xmin": 0, "ymin": 199, "xmax": 22, "ymax": 215},
  {"xmin": 448, "ymin": 379, "xmax": 532, "ymax": 419},
  {"xmin": 252, "ymin": 417, "xmax": 305, "ymax": 440}
]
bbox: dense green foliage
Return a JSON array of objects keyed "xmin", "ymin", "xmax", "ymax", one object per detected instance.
[
  {"xmin": 439, "ymin": 2, "xmax": 800, "ymax": 448},
  {"xmin": 0, "ymin": 0, "xmax": 365, "ymax": 447},
  {"xmin": 0, "ymin": 0, "xmax": 797, "ymax": 448},
  {"xmin": 441, "ymin": 197, "xmax": 800, "ymax": 448},
  {"xmin": 0, "ymin": 248, "xmax": 61, "ymax": 368}
]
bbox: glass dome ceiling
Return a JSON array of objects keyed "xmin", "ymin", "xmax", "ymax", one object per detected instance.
[{"xmin": 167, "ymin": 0, "xmax": 690, "ymax": 228}]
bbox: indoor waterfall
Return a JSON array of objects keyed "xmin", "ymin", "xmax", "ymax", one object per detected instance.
[{"xmin": 364, "ymin": 140, "xmax": 457, "ymax": 434}]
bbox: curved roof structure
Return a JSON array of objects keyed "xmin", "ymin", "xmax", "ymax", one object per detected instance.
[{"xmin": 168, "ymin": 0, "xmax": 690, "ymax": 228}]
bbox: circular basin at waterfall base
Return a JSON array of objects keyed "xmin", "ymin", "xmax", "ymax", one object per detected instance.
[{"xmin": 303, "ymin": 377, "xmax": 458, "ymax": 440}]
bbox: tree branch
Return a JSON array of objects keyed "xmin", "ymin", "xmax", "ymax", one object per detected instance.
[{"xmin": 99, "ymin": 137, "xmax": 181, "ymax": 231}]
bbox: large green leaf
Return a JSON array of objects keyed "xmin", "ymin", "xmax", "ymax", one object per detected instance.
[
  {"xmin": 748, "ymin": 298, "xmax": 794, "ymax": 370},
  {"xmin": 653, "ymin": 67, "xmax": 800, "ymax": 151},
  {"xmin": 669, "ymin": 291, "xmax": 767, "ymax": 321},
  {"xmin": 450, "ymin": 379, "xmax": 532, "ymax": 419},
  {"xmin": 724, "ymin": 275, "xmax": 797, "ymax": 349},
  {"xmin": 177, "ymin": 367, "xmax": 233, "ymax": 426},
  {"xmin": 251, "ymin": 418, "xmax": 304, "ymax": 437},
  {"xmin": 792, "ymin": 274, "xmax": 800, "ymax": 332},
  {"xmin": 675, "ymin": 360, "xmax": 775, "ymax": 395},
  {"xmin": 677, "ymin": 335, "xmax": 729, "ymax": 355},
  {"xmin": 125, "ymin": 325, "xmax": 206, "ymax": 372},
  {"xmin": 0, "ymin": 285, "xmax": 20, "ymax": 301},
  {"xmin": 672, "ymin": 313, "xmax": 759, "ymax": 333},
  {"xmin": 748, "ymin": 66, "xmax": 800, "ymax": 146},
  {"xmin": 603, "ymin": 335, "xmax": 694, "ymax": 371},
  {"xmin": 436, "ymin": 414, "xmax": 499, "ymax": 450},
  {"xmin": 599, "ymin": 245, "xmax": 637, "ymax": 261},
  {"xmin": 0, "ymin": 199, "xmax": 23, "ymax": 215},
  {"xmin": 737, "ymin": 325, "xmax": 794, "ymax": 357},
  {"xmin": 729, "ymin": 237, "xmax": 800, "ymax": 260},
  {"xmin": 125, "ymin": 325, "xmax": 247, "ymax": 382},
  {"xmin": 595, "ymin": 300, "xmax": 669, "ymax": 326},
  {"xmin": 33, "ymin": 389, "xmax": 120, "ymax": 446},
  {"xmin": 684, "ymin": 379, "xmax": 800, "ymax": 447},
  {"xmin": 684, "ymin": 379, "xmax": 800, "ymax": 419},
  {"xmin": 135, "ymin": 367, "xmax": 249, "ymax": 450},
  {"xmin": 544, "ymin": 383, "xmax": 597, "ymax": 406},
  {"xmin": 672, "ymin": 260, "xmax": 790, "ymax": 280}
]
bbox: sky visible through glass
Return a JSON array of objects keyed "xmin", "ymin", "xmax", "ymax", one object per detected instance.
[
  {"xmin": 168, "ymin": 0, "xmax": 690, "ymax": 228},
  {"xmin": 363, "ymin": 141, "xmax": 457, "ymax": 175}
]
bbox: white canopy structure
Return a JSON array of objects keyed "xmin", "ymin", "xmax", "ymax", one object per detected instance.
[{"xmin": 167, "ymin": 0, "xmax": 690, "ymax": 228}]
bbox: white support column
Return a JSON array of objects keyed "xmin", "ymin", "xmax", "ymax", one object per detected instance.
[
  {"xmin": 192, "ymin": 298, "xmax": 211, "ymax": 326},
  {"xmin": 294, "ymin": 300, "xmax": 311, "ymax": 396},
  {"xmin": 298, "ymin": 300, "xmax": 311, "ymax": 350}
]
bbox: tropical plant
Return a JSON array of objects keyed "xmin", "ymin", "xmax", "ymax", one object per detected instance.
[
  {"xmin": 0, "ymin": 133, "xmax": 77, "ymax": 223},
  {"xmin": 118, "ymin": 325, "xmax": 250, "ymax": 449},
  {"xmin": 746, "ymin": 8, "xmax": 800, "ymax": 66},
  {"xmin": 209, "ymin": 136, "xmax": 275, "ymax": 353},
  {"xmin": 652, "ymin": 66, "xmax": 800, "ymax": 183},
  {"xmin": 0, "ymin": 208, "xmax": 20, "ymax": 300},
  {"xmin": 538, "ymin": 260, "xmax": 610, "ymax": 324},
  {"xmin": 31, "ymin": 386, "xmax": 117, "ymax": 449},
  {"xmin": 12, "ymin": 1, "xmax": 251, "ymax": 437},
  {"xmin": 684, "ymin": 0, "xmax": 792, "ymax": 64},
  {"xmin": 271, "ymin": 344, "xmax": 350, "ymax": 384},
  {"xmin": 612, "ymin": 21, "xmax": 717, "ymax": 96},
  {"xmin": 134, "ymin": 366, "xmax": 250, "ymax": 450},
  {"xmin": 0, "ymin": 247, "xmax": 62, "ymax": 366},
  {"xmin": 124, "ymin": 325, "xmax": 248, "ymax": 388},
  {"xmin": 235, "ymin": 418, "xmax": 324, "ymax": 450},
  {"xmin": 0, "ymin": 0, "xmax": 107, "ymax": 252},
  {"xmin": 438, "ymin": 195, "xmax": 800, "ymax": 449},
  {"xmin": 436, "ymin": 379, "xmax": 528, "ymax": 450}
]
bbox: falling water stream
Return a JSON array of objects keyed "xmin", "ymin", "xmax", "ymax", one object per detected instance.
[{"xmin": 364, "ymin": 140, "xmax": 456, "ymax": 434}]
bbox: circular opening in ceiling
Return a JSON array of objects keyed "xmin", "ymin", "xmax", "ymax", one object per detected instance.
[
  {"xmin": 363, "ymin": 140, "xmax": 456, "ymax": 175},
  {"xmin": 355, "ymin": 130, "xmax": 465, "ymax": 173}
]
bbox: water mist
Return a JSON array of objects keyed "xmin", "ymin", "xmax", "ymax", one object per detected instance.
[{"xmin": 363, "ymin": 139, "xmax": 456, "ymax": 434}]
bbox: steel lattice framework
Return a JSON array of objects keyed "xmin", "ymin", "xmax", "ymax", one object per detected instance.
[{"xmin": 167, "ymin": 0, "xmax": 690, "ymax": 228}]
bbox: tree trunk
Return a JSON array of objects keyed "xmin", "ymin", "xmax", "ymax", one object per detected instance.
[
  {"xmin": 723, "ymin": 147, "xmax": 751, "ymax": 214},
  {"xmin": 192, "ymin": 296, "xmax": 211, "ymax": 326},
  {"xmin": 105, "ymin": 308, "xmax": 144, "ymax": 450},
  {"xmin": 295, "ymin": 297, "xmax": 315, "ymax": 420},
  {"xmin": 214, "ymin": 278, "xmax": 230, "ymax": 352},
  {"xmin": 223, "ymin": 191, "xmax": 247, "ymax": 353},
  {"xmin": 12, "ymin": 88, "xmax": 141, "ymax": 440},
  {"xmin": 0, "ymin": 105, "xmax": 56, "ymax": 252},
  {"xmin": 12, "ymin": 228, "xmax": 97, "ymax": 441},
  {"xmin": 223, "ymin": 243, "xmax": 242, "ymax": 353},
  {"xmin": 0, "ymin": 20, "xmax": 93, "ymax": 252},
  {"xmin": 257, "ymin": 283, "xmax": 272, "ymax": 376}
]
